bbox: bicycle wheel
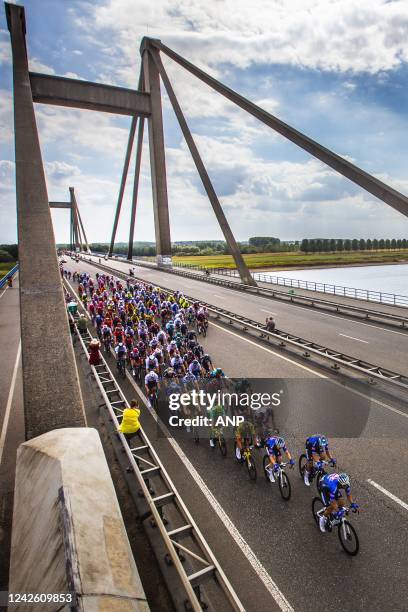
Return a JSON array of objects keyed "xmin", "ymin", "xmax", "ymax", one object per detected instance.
[
  {"xmin": 218, "ymin": 435, "xmax": 227, "ymax": 457},
  {"xmin": 316, "ymin": 470, "xmax": 325, "ymax": 493},
  {"xmin": 338, "ymin": 520, "xmax": 359, "ymax": 556},
  {"xmin": 278, "ymin": 471, "xmax": 291, "ymax": 501},
  {"xmin": 246, "ymin": 456, "xmax": 257, "ymax": 482},
  {"xmin": 202, "ymin": 324, "xmax": 207, "ymax": 338},
  {"xmin": 298, "ymin": 454, "xmax": 307, "ymax": 479},
  {"xmin": 312, "ymin": 497, "xmax": 325, "ymax": 526},
  {"xmin": 263, "ymin": 455, "xmax": 272, "ymax": 482}
]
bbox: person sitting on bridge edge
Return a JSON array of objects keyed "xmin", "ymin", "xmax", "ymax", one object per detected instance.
[
  {"xmin": 88, "ymin": 338, "xmax": 101, "ymax": 366},
  {"xmin": 77, "ymin": 313, "xmax": 88, "ymax": 335},
  {"xmin": 265, "ymin": 317, "xmax": 275, "ymax": 332},
  {"xmin": 118, "ymin": 399, "xmax": 141, "ymax": 445}
]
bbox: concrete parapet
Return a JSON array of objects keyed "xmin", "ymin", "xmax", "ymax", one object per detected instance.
[{"xmin": 9, "ymin": 428, "xmax": 149, "ymax": 611}]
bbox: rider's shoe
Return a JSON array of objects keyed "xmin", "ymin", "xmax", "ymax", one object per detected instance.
[
  {"xmin": 319, "ymin": 516, "xmax": 327, "ymax": 533},
  {"xmin": 209, "ymin": 438, "xmax": 215, "ymax": 448},
  {"xmin": 235, "ymin": 447, "xmax": 241, "ymax": 460},
  {"xmin": 267, "ymin": 467, "xmax": 275, "ymax": 483},
  {"xmin": 304, "ymin": 471, "xmax": 310, "ymax": 486}
]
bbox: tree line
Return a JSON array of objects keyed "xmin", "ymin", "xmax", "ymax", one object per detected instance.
[{"xmin": 300, "ymin": 238, "xmax": 408, "ymax": 253}]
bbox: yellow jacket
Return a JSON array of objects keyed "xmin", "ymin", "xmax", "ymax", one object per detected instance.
[{"xmin": 119, "ymin": 407, "xmax": 141, "ymax": 434}]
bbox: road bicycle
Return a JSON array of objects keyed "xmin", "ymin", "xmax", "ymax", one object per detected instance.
[
  {"xmin": 211, "ymin": 427, "xmax": 227, "ymax": 457},
  {"xmin": 312, "ymin": 497, "xmax": 360, "ymax": 556},
  {"xmin": 116, "ymin": 356, "xmax": 126, "ymax": 379},
  {"xmin": 103, "ymin": 336, "xmax": 111, "ymax": 355},
  {"xmin": 196, "ymin": 318, "xmax": 208, "ymax": 337},
  {"xmin": 263, "ymin": 457, "xmax": 292, "ymax": 501},
  {"xmin": 235, "ymin": 441, "xmax": 257, "ymax": 481}
]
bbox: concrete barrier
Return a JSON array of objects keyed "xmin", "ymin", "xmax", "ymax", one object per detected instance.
[{"xmin": 9, "ymin": 428, "xmax": 149, "ymax": 611}]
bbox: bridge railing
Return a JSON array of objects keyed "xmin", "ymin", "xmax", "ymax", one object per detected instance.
[
  {"xmin": 171, "ymin": 262, "xmax": 408, "ymax": 307},
  {"xmin": 0, "ymin": 263, "xmax": 19, "ymax": 289}
]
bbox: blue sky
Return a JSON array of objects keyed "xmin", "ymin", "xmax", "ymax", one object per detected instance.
[{"xmin": 2, "ymin": 0, "xmax": 408, "ymax": 244}]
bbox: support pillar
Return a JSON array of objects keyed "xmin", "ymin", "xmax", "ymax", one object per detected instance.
[
  {"xmin": 108, "ymin": 117, "xmax": 137, "ymax": 257},
  {"xmin": 127, "ymin": 117, "xmax": 145, "ymax": 260},
  {"xmin": 151, "ymin": 49, "xmax": 256, "ymax": 286},
  {"xmin": 6, "ymin": 3, "xmax": 85, "ymax": 438},
  {"xmin": 141, "ymin": 41, "xmax": 172, "ymax": 265}
]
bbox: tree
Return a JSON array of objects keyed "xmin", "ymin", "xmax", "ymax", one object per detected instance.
[
  {"xmin": 391, "ymin": 238, "xmax": 397, "ymax": 250},
  {"xmin": 373, "ymin": 238, "xmax": 379, "ymax": 250},
  {"xmin": 351, "ymin": 239, "xmax": 359, "ymax": 251},
  {"xmin": 385, "ymin": 239, "xmax": 391, "ymax": 249},
  {"xmin": 366, "ymin": 239, "xmax": 372, "ymax": 250},
  {"xmin": 249, "ymin": 236, "xmax": 280, "ymax": 248},
  {"xmin": 379, "ymin": 239, "xmax": 385, "ymax": 249},
  {"xmin": 336, "ymin": 239, "xmax": 344, "ymax": 251},
  {"xmin": 0, "ymin": 249, "xmax": 13, "ymax": 262},
  {"xmin": 330, "ymin": 239, "xmax": 337, "ymax": 252},
  {"xmin": 359, "ymin": 238, "xmax": 366, "ymax": 250},
  {"xmin": 402, "ymin": 239, "xmax": 407, "ymax": 249},
  {"xmin": 344, "ymin": 239, "xmax": 351, "ymax": 251},
  {"xmin": 300, "ymin": 239, "xmax": 309, "ymax": 252},
  {"xmin": 397, "ymin": 239, "xmax": 402, "ymax": 249}
]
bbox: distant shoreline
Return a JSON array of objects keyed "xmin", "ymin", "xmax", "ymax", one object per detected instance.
[{"xmin": 251, "ymin": 260, "xmax": 408, "ymax": 273}]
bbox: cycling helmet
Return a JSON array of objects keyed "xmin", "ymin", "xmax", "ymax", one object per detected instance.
[
  {"xmin": 275, "ymin": 437, "xmax": 285, "ymax": 449},
  {"xmin": 318, "ymin": 435, "xmax": 328, "ymax": 448},
  {"xmin": 338, "ymin": 473, "xmax": 350, "ymax": 487},
  {"xmin": 164, "ymin": 367, "xmax": 174, "ymax": 378}
]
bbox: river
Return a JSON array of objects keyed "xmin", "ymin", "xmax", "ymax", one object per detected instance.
[{"xmin": 261, "ymin": 264, "xmax": 408, "ymax": 297}]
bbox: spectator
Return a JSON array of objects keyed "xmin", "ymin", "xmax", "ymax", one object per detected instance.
[
  {"xmin": 67, "ymin": 299, "xmax": 78, "ymax": 315},
  {"xmin": 118, "ymin": 400, "xmax": 141, "ymax": 445},
  {"xmin": 88, "ymin": 338, "xmax": 101, "ymax": 366},
  {"xmin": 77, "ymin": 314, "xmax": 88, "ymax": 334},
  {"xmin": 265, "ymin": 317, "xmax": 276, "ymax": 332}
]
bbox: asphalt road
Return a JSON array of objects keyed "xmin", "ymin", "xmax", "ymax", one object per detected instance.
[
  {"xmin": 0, "ymin": 276, "xmax": 24, "ymax": 595},
  {"xmin": 65, "ymin": 257, "xmax": 408, "ymax": 612},
  {"xmin": 88, "ymin": 256, "xmax": 408, "ymax": 377}
]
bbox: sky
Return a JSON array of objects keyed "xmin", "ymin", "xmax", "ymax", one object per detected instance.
[{"xmin": 2, "ymin": 0, "xmax": 408, "ymax": 245}]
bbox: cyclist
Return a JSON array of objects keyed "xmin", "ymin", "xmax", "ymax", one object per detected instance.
[
  {"xmin": 115, "ymin": 342, "xmax": 127, "ymax": 373},
  {"xmin": 235, "ymin": 419, "xmax": 256, "ymax": 460},
  {"xmin": 201, "ymin": 353, "xmax": 213, "ymax": 374},
  {"xmin": 264, "ymin": 435, "xmax": 295, "ymax": 482},
  {"xmin": 145, "ymin": 370, "xmax": 160, "ymax": 407},
  {"xmin": 319, "ymin": 473, "xmax": 359, "ymax": 533},
  {"xmin": 303, "ymin": 434, "xmax": 336, "ymax": 487},
  {"xmin": 209, "ymin": 403, "xmax": 226, "ymax": 448},
  {"xmin": 188, "ymin": 358, "xmax": 202, "ymax": 379}
]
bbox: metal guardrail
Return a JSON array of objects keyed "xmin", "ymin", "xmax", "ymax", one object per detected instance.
[
  {"xmin": 66, "ymin": 282, "xmax": 244, "ymax": 612},
  {"xmin": 104, "ymin": 255, "xmax": 408, "ymax": 329},
  {"xmin": 171, "ymin": 261, "xmax": 408, "ymax": 308},
  {"xmin": 82, "ymin": 257, "xmax": 408, "ymax": 393},
  {"xmin": 0, "ymin": 263, "xmax": 19, "ymax": 288}
]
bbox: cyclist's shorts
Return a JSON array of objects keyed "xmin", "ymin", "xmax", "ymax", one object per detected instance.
[
  {"xmin": 321, "ymin": 487, "xmax": 342, "ymax": 506},
  {"xmin": 306, "ymin": 441, "xmax": 321, "ymax": 460},
  {"xmin": 146, "ymin": 380, "xmax": 157, "ymax": 390}
]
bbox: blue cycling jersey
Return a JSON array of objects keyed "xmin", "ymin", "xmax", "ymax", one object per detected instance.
[
  {"xmin": 321, "ymin": 474, "xmax": 350, "ymax": 500},
  {"xmin": 307, "ymin": 434, "xmax": 329, "ymax": 453},
  {"xmin": 265, "ymin": 436, "xmax": 287, "ymax": 454}
]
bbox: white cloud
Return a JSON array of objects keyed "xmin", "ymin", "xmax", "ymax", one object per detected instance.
[
  {"xmin": 29, "ymin": 57, "xmax": 56, "ymax": 74},
  {"xmin": 75, "ymin": 0, "xmax": 408, "ymax": 85}
]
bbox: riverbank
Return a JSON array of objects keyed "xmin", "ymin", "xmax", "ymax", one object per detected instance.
[
  {"xmin": 173, "ymin": 250, "xmax": 408, "ymax": 271},
  {"xmin": 0, "ymin": 262, "xmax": 16, "ymax": 278}
]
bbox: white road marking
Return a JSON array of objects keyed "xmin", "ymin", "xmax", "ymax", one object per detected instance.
[
  {"xmin": 210, "ymin": 321, "xmax": 408, "ymax": 420},
  {"xmin": 367, "ymin": 479, "xmax": 408, "ymax": 511},
  {"xmin": 213, "ymin": 294, "xmax": 225, "ymax": 299},
  {"xmin": 66, "ymin": 275, "xmax": 294, "ymax": 612},
  {"xmin": 95, "ymin": 257, "xmax": 408, "ymax": 338},
  {"xmin": 339, "ymin": 333, "xmax": 369, "ymax": 344},
  {"xmin": 261, "ymin": 309, "xmax": 277, "ymax": 315},
  {"xmin": 210, "ymin": 320, "xmax": 325, "ymax": 377},
  {"xmin": 124, "ymin": 379, "xmax": 295, "ymax": 611},
  {"xmin": 79, "ymin": 260, "xmax": 408, "ymax": 422},
  {"xmin": 0, "ymin": 341, "xmax": 21, "ymax": 466},
  {"xmin": 0, "ymin": 286, "xmax": 7, "ymax": 299}
]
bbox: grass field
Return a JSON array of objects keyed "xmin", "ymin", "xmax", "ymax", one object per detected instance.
[
  {"xmin": 0, "ymin": 262, "xmax": 17, "ymax": 278},
  {"xmin": 173, "ymin": 250, "xmax": 408, "ymax": 270}
]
